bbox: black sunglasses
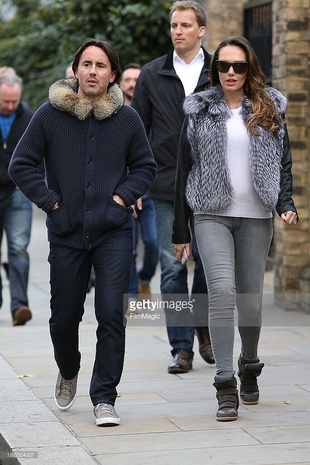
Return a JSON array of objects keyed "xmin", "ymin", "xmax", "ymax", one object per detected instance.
[{"xmin": 216, "ymin": 60, "xmax": 248, "ymax": 74}]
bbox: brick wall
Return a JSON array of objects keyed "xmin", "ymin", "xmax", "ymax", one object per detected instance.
[{"xmin": 272, "ymin": 0, "xmax": 310, "ymax": 311}]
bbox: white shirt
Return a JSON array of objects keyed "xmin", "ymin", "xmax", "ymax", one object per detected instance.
[
  {"xmin": 220, "ymin": 107, "xmax": 272, "ymax": 219},
  {"xmin": 173, "ymin": 48, "xmax": 204, "ymax": 96}
]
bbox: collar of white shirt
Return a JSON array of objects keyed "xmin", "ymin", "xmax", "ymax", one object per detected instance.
[
  {"xmin": 173, "ymin": 48, "xmax": 204, "ymax": 96},
  {"xmin": 173, "ymin": 48, "xmax": 204, "ymax": 66}
]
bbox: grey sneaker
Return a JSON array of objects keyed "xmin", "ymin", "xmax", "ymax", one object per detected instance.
[
  {"xmin": 54, "ymin": 371, "xmax": 78, "ymax": 411},
  {"xmin": 94, "ymin": 403, "xmax": 120, "ymax": 426}
]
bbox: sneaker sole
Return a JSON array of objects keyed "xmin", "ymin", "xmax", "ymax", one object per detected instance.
[
  {"xmin": 54, "ymin": 393, "xmax": 76, "ymax": 411},
  {"xmin": 96, "ymin": 417, "xmax": 120, "ymax": 427}
]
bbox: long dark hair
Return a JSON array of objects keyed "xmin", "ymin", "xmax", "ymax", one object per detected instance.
[
  {"xmin": 72, "ymin": 38, "xmax": 121, "ymax": 88},
  {"xmin": 210, "ymin": 36, "xmax": 284, "ymax": 134}
]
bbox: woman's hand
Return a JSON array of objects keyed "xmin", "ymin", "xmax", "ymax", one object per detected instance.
[
  {"xmin": 173, "ymin": 243, "xmax": 192, "ymax": 263},
  {"xmin": 281, "ymin": 211, "xmax": 298, "ymax": 225}
]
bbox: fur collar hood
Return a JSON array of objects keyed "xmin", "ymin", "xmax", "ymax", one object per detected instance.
[
  {"xmin": 49, "ymin": 79, "xmax": 123, "ymax": 120},
  {"xmin": 184, "ymin": 84, "xmax": 287, "ymax": 118}
]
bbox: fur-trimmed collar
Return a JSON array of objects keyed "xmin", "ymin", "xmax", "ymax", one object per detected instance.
[
  {"xmin": 48, "ymin": 79, "xmax": 123, "ymax": 120},
  {"xmin": 184, "ymin": 84, "xmax": 287, "ymax": 117}
]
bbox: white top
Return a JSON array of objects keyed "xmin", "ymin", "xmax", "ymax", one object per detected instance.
[
  {"xmin": 218, "ymin": 107, "xmax": 272, "ymax": 219},
  {"xmin": 173, "ymin": 48, "xmax": 204, "ymax": 96}
]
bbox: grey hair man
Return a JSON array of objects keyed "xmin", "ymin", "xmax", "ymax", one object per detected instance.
[{"xmin": 0, "ymin": 71, "xmax": 33, "ymax": 325}]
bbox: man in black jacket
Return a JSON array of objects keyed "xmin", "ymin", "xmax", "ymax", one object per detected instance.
[
  {"xmin": 132, "ymin": 0, "xmax": 214, "ymax": 373},
  {"xmin": 0, "ymin": 71, "xmax": 33, "ymax": 326}
]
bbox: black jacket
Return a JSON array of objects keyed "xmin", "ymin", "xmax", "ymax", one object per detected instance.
[
  {"xmin": 131, "ymin": 48, "xmax": 211, "ymax": 201},
  {"xmin": 0, "ymin": 102, "xmax": 33, "ymax": 194}
]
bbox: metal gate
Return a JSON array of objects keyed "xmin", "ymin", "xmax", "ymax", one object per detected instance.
[{"xmin": 244, "ymin": 0, "xmax": 272, "ymax": 82}]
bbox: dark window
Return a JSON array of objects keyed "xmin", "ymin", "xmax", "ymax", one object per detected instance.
[{"xmin": 244, "ymin": 0, "xmax": 272, "ymax": 82}]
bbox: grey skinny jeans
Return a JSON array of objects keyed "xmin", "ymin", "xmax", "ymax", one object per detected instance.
[{"xmin": 194, "ymin": 215, "xmax": 273, "ymax": 377}]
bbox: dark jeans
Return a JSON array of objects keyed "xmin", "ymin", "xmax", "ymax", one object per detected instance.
[
  {"xmin": 153, "ymin": 199, "xmax": 208, "ymax": 358},
  {"xmin": 48, "ymin": 228, "xmax": 132, "ymax": 406}
]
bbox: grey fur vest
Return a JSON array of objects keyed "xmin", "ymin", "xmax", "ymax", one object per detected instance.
[{"xmin": 184, "ymin": 85, "xmax": 287, "ymax": 213}]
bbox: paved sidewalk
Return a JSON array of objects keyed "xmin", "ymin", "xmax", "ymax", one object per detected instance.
[{"xmin": 0, "ymin": 209, "xmax": 310, "ymax": 465}]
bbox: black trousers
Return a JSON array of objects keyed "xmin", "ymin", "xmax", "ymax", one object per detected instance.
[{"xmin": 48, "ymin": 228, "xmax": 132, "ymax": 406}]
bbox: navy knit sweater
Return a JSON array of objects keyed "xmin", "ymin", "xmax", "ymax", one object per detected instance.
[{"xmin": 9, "ymin": 80, "xmax": 157, "ymax": 250}]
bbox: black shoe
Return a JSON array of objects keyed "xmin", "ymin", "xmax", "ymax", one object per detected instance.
[
  {"xmin": 238, "ymin": 356, "xmax": 264, "ymax": 405},
  {"xmin": 213, "ymin": 376, "xmax": 239, "ymax": 421},
  {"xmin": 168, "ymin": 350, "xmax": 193, "ymax": 374}
]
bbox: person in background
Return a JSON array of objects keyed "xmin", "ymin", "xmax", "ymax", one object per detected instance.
[
  {"xmin": 173, "ymin": 36, "xmax": 298, "ymax": 421},
  {"xmin": 0, "ymin": 66, "xmax": 16, "ymax": 75},
  {"xmin": 120, "ymin": 63, "xmax": 159, "ymax": 302},
  {"xmin": 0, "ymin": 71, "xmax": 33, "ymax": 325},
  {"xmin": 132, "ymin": 0, "xmax": 214, "ymax": 373},
  {"xmin": 0, "ymin": 67, "xmax": 15, "ymax": 310},
  {"xmin": 9, "ymin": 38, "xmax": 156, "ymax": 426},
  {"xmin": 119, "ymin": 63, "xmax": 141, "ymax": 106},
  {"xmin": 65, "ymin": 62, "xmax": 75, "ymax": 79}
]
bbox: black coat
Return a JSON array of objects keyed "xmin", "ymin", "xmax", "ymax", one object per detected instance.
[
  {"xmin": 0, "ymin": 102, "xmax": 33, "ymax": 194},
  {"xmin": 131, "ymin": 48, "xmax": 211, "ymax": 202}
]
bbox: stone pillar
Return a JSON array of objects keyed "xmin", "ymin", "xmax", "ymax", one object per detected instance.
[{"xmin": 272, "ymin": 0, "xmax": 310, "ymax": 311}]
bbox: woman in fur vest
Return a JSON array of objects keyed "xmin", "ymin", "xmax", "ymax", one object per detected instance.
[{"xmin": 172, "ymin": 36, "xmax": 298, "ymax": 421}]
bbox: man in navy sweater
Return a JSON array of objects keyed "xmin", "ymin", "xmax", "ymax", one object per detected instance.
[{"xmin": 9, "ymin": 38, "xmax": 156, "ymax": 426}]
